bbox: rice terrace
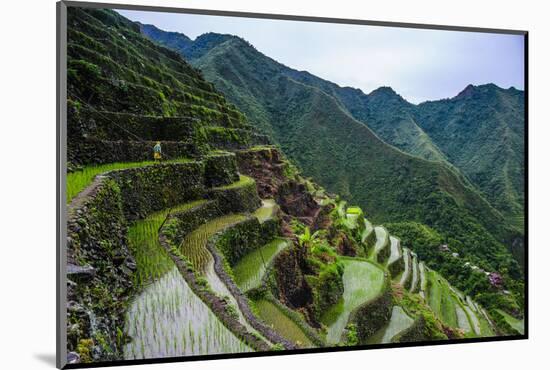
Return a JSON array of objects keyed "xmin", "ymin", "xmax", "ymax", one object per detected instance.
[{"xmin": 63, "ymin": 6, "xmax": 526, "ymax": 365}]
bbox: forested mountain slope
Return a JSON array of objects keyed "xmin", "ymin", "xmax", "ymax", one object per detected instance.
[
  {"xmin": 414, "ymin": 84, "xmax": 525, "ymax": 228},
  {"xmin": 140, "ymin": 28, "xmax": 522, "ymax": 280}
]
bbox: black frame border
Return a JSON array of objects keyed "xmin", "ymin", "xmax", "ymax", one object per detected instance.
[{"xmin": 56, "ymin": 1, "xmax": 529, "ymax": 369}]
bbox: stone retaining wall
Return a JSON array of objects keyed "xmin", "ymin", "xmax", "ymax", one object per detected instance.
[
  {"xmin": 108, "ymin": 162, "xmax": 206, "ymax": 221},
  {"xmin": 68, "ymin": 138, "xmax": 202, "ymax": 166},
  {"xmin": 68, "ymin": 104, "xmax": 197, "ymax": 142}
]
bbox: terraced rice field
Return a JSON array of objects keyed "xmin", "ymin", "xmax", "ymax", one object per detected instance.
[
  {"xmin": 454, "ymin": 302, "xmax": 473, "ymax": 333},
  {"xmin": 233, "ymin": 239, "xmax": 289, "ymax": 292},
  {"xmin": 253, "ymin": 299, "xmax": 313, "ymax": 348},
  {"xmin": 253, "ymin": 199, "xmax": 278, "ymax": 223},
  {"xmin": 409, "ymin": 255, "xmax": 419, "ymax": 293},
  {"xmin": 399, "ymin": 248, "xmax": 411, "ymax": 286},
  {"xmin": 372, "ymin": 227, "xmax": 388, "ymax": 257},
  {"xmin": 323, "ymin": 259, "xmax": 385, "ymax": 344},
  {"xmin": 477, "ymin": 307, "xmax": 496, "ymax": 336},
  {"xmin": 179, "ymin": 214, "xmax": 248, "ymax": 272},
  {"xmin": 346, "ymin": 208, "xmax": 362, "ymax": 230},
  {"xmin": 387, "ymin": 236, "xmax": 402, "ymax": 266},
  {"xmin": 361, "ymin": 219, "xmax": 374, "ymax": 243},
  {"xmin": 418, "ymin": 262, "xmax": 428, "ymax": 298},
  {"xmin": 128, "ymin": 201, "xmax": 206, "ymax": 288},
  {"xmin": 427, "ymin": 270, "xmax": 459, "ymax": 328},
  {"xmin": 496, "ymin": 309, "xmax": 524, "ymax": 335},
  {"xmin": 464, "ymin": 305, "xmax": 481, "ymax": 335},
  {"xmin": 179, "ymin": 213, "xmax": 271, "ymax": 343},
  {"xmin": 367, "ymin": 306, "xmax": 414, "ymax": 344},
  {"xmin": 124, "ymin": 267, "xmax": 251, "ymax": 359},
  {"xmin": 66, "ymin": 158, "xmax": 190, "ymax": 203}
]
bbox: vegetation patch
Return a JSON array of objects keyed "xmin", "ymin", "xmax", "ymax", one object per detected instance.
[
  {"xmin": 124, "ymin": 267, "xmax": 251, "ymax": 359},
  {"xmin": 179, "ymin": 214, "xmax": 247, "ymax": 272},
  {"xmin": 494, "ymin": 309, "xmax": 524, "ymax": 335}
]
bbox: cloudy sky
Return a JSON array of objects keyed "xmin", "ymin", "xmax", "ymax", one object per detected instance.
[{"xmin": 117, "ymin": 9, "xmax": 524, "ymax": 104}]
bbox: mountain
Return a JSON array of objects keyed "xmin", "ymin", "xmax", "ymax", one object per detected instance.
[
  {"xmin": 257, "ymin": 70, "xmax": 526, "ymax": 230},
  {"xmin": 413, "ymin": 84, "xmax": 525, "ymax": 229},
  {"xmin": 272, "ymin": 67, "xmax": 525, "ymax": 232},
  {"xmin": 141, "ymin": 28, "xmax": 522, "ymax": 280},
  {"xmin": 281, "ymin": 71, "xmax": 448, "ymax": 163}
]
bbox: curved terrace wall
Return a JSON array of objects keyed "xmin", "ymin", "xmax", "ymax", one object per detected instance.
[{"xmin": 68, "ymin": 104, "xmax": 198, "ymax": 142}]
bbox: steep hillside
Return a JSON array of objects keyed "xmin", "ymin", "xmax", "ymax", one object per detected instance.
[{"xmin": 141, "ymin": 29, "xmax": 521, "ymax": 277}]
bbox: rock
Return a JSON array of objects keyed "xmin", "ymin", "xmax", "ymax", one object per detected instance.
[
  {"xmin": 67, "ymin": 264, "xmax": 96, "ymax": 283},
  {"xmin": 67, "ymin": 301, "xmax": 85, "ymax": 314},
  {"xmin": 124, "ymin": 258, "xmax": 137, "ymax": 271},
  {"xmin": 111, "ymin": 250, "xmax": 126, "ymax": 265},
  {"xmin": 67, "ymin": 351, "xmax": 80, "ymax": 364},
  {"xmin": 67, "ymin": 279, "xmax": 77, "ymax": 298},
  {"xmin": 120, "ymin": 265, "xmax": 134, "ymax": 277}
]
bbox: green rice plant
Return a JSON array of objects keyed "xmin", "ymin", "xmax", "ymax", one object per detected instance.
[
  {"xmin": 232, "ymin": 239, "xmax": 288, "ymax": 292},
  {"xmin": 66, "ymin": 158, "xmax": 190, "ymax": 203},
  {"xmin": 253, "ymin": 299, "xmax": 313, "ymax": 348},
  {"xmin": 179, "ymin": 214, "xmax": 247, "ymax": 273},
  {"xmin": 124, "ymin": 268, "xmax": 251, "ymax": 359},
  {"xmin": 129, "ymin": 200, "xmax": 206, "ymax": 289}
]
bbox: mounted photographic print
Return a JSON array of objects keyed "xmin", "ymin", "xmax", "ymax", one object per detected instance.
[{"xmin": 57, "ymin": 1, "xmax": 527, "ymax": 368}]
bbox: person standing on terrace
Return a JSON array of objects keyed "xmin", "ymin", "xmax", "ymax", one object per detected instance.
[{"xmin": 153, "ymin": 141, "xmax": 162, "ymax": 161}]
